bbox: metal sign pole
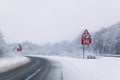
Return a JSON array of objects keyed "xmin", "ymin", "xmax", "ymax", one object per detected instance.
[{"xmin": 83, "ymin": 45, "xmax": 85, "ymax": 59}]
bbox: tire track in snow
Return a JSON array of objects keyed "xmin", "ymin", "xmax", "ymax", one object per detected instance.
[{"xmin": 45, "ymin": 59, "xmax": 63, "ymax": 80}]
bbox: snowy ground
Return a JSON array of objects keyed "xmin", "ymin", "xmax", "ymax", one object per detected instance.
[
  {"xmin": 32, "ymin": 55, "xmax": 120, "ymax": 80},
  {"xmin": 1, "ymin": 54, "xmax": 120, "ymax": 80},
  {"xmin": 0, "ymin": 57, "xmax": 30, "ymax": 73}
]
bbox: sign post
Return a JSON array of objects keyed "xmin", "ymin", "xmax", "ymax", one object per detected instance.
[
  {"xmin": 83, "ymin": 45, "xmax": 85, "ymax": 59},
  {"xmin": 81, "ymin": 29, "xmax": 92, "ymax": 59}
]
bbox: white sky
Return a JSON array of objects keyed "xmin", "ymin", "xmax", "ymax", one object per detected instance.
[{"xmin": 0, "ymin": 0, "xmax": 120, "ymax": 44}]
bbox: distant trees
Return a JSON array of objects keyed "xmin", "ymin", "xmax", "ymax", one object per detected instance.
[
  {"xmin": 0, "ymin": 31, "xmax": 7, "ymax": 57},
  {"xmin": 6, "ymin": 22, "xmax": 120, "ymax": 57},
  {"xmin": 22, "ymin": 41, "xmax": 40, "ymax": 50},
  {"xmin": 92, "ymin": 22, "xmax": 120, "ymax": 55},
  {"xmin": 92, "ymin": 28, "xmax": 107, "ymax": 54}
]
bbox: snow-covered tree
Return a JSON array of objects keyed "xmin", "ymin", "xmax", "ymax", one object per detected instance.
[
  {"xmin": 0, "ymin": 31, "xmax": 7, "ymax": 57},
  {"xmin": 92, "ymin": 28, "xmax": 107, "ymax": 54},
  {"xmin": 103, "ymin": 22, "xmax": 120, "ymax": 54},
  {"xmin": 92, "ymin": 22, "xmax": 120, "ymax": 55}
]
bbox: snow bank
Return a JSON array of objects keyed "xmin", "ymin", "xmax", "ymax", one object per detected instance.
[{"xmin": 0, "ymin": 57, "xmax": 30, "ymax": 73}]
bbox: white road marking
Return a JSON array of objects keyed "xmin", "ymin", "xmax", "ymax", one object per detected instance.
[{"xmin": 25, "ymin": 67, "xmax": 43, "ymax": 80}]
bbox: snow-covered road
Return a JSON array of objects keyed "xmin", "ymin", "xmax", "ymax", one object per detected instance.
[{"xmin": 33, "ymin": 55, "xmax": 120, "ymax": 80}]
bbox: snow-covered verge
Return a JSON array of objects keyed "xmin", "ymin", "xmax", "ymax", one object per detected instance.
[
  {"xmin": 31, "ymin": 55, "xmax": 120, "ymax": 80},
  {"xmin": 0, "ymin": 57, "xmax": 30, "ymax": 73},
  {"xmin": 55, "ymin": 57, "xmax": 120, "ymax": 80}
]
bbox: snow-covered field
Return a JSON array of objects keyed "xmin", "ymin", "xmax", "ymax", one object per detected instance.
[
  {"xmin": 0, "ymin": 57, "xmax": 30, "ymax": 73},
  {"xmin": 32, "ymin": 55, "xmax": 120, "ymax": 80}
]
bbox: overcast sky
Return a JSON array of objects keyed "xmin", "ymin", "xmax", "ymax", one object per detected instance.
[{"xmin": 0, "ymin": 0, "xmax": 120, "ymax": 44}]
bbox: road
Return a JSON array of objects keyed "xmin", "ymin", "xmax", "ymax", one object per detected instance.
[{"xmin": 0, "ymin": 57, "xmax": 50, "ymax": 80}]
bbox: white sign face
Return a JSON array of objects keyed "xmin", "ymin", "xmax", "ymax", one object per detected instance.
[
  {"xmin": 83, "ymin": 30, "xmax": 90, "ymax": 38},
  {"xmin": 84, "ymin": 32, "xmax": 89, "ymax": 37}
]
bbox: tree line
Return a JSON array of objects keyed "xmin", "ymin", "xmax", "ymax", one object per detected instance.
[
  {"xmin": 92, "ymin": 22, "xmax": 120, "ymax": 55},
  {"xmin": 0, "ymin": 22, "xmax": 120, "ymax": 57}
]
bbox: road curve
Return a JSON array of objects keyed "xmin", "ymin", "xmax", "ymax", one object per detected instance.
[{"xmin": 0, "ymin": 57, "xmax": 50, "ymax": 80}]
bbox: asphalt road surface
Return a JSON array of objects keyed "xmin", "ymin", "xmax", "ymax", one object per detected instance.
[{"xmin": 0, "ymin": 57, "xmax": 50, "ymax": 80}]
